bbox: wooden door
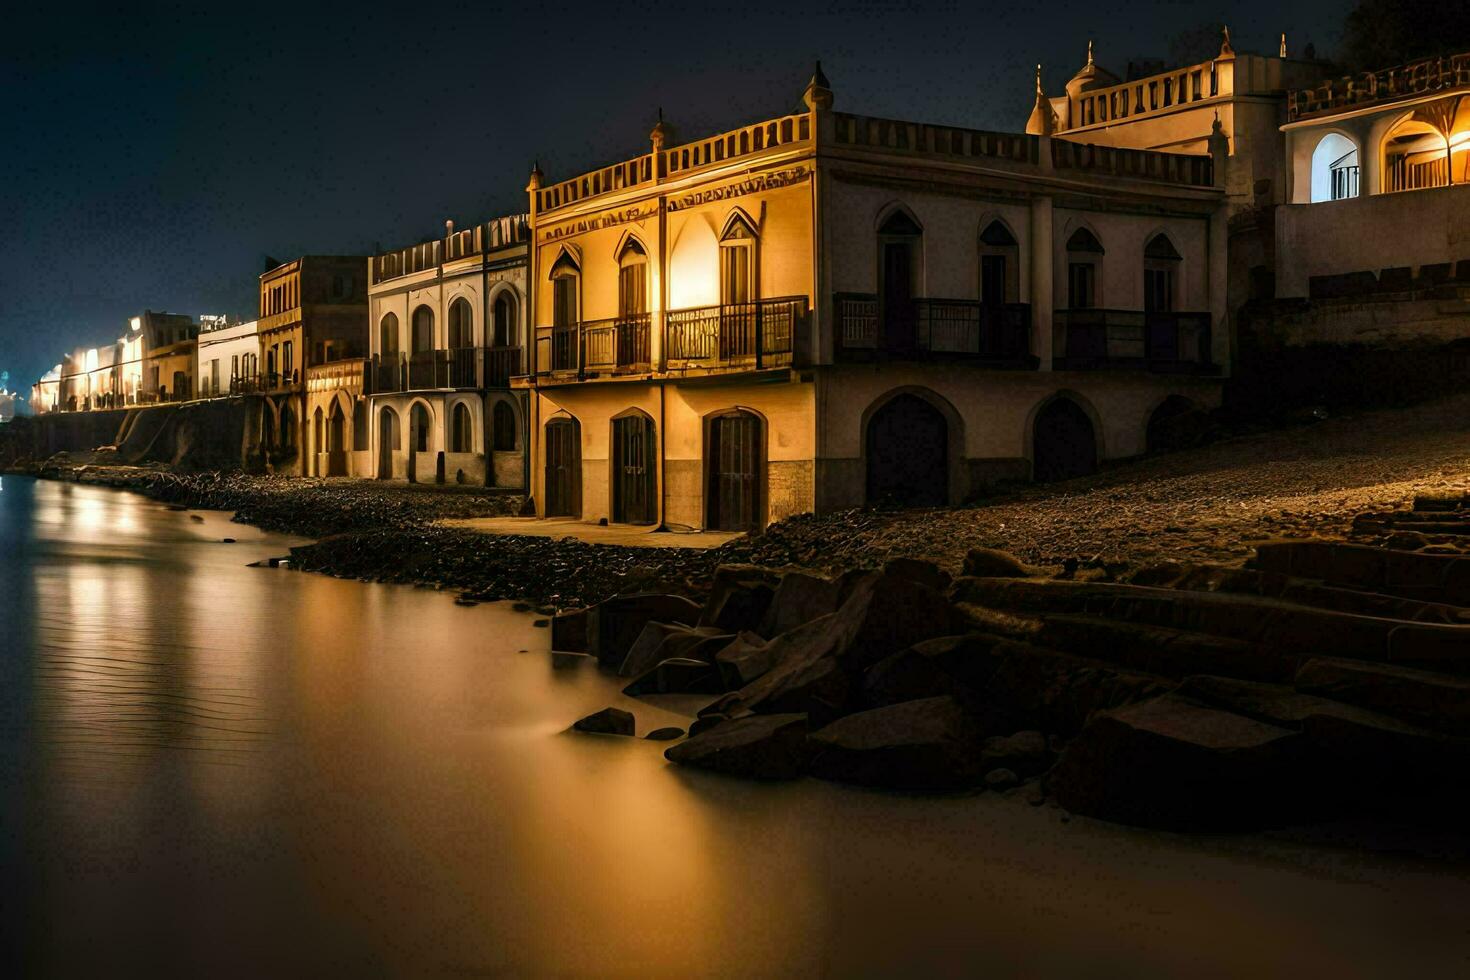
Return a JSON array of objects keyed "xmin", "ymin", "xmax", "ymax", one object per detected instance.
[
  {"xmin": 708, "ymin": 413, "xmax": 760, "ymax": 532},
  {"xmin": 545, "ymin": 419, "xmax": 579, "ymax": 518},
  {"xmin": 612, "ymin": 415, "xmax": 655, "ymax": 525}
]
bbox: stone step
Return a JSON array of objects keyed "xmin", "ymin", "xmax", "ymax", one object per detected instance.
[
  {"xmin": 1130, "ymin": 562, "xmax": 1470, "ymax": 624},
  {"xmin": 1254, "ymin": 540, "xmax": 1470, "ymax": 606},
  {"xmin": 951, "ymin": 577, "xmax": 1470, "ymax": 674}
]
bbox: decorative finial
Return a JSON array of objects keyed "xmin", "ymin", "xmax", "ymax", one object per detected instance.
[
  {"xmin": 1026, "ymin": 64, "xmax": 1056, "ymax": 136},
  {"xmin": 1086, "ymin": 40, "xmax": 1094, "ymax": 67},
  {"xmin": 1220, "ymin": 24, "xmax": 1234, "ymax": 58},
  {"xmin": 649, "ymin": 109, "xmax": 674, "ymax": 149},
  {"xmin": 1279, "ymin": 33, "xmax": 1288, "ymax": 58},
  {"xmin": 445, "ymin": 219, "xmax": 455, "ymax": 236},
  {"xmin": 803, "ymin": 60, "xmax": 834, "ymax": 110},
  {"xmin": 526, "ymin": 160, "xmax": 543, "ymax": 192}
]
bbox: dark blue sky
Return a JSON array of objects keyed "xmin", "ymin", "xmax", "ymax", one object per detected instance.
[{"xmin": 0, "ymin": 0, "xmax": 1341, "ymax": 389}]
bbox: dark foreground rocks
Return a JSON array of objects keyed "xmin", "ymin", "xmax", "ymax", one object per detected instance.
[{"xmin": 553, "ymin": 525, "xmax": 1470, "ymax": 835}]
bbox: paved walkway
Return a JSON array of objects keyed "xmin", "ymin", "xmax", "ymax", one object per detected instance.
[{"xmin": 439, "ymin": 516, "xmax": 743, "ymax": 549}]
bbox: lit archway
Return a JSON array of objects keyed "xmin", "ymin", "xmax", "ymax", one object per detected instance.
[{"xmin": 1310, "ymin": 132, "xmax": 1360, "ymax": 202}]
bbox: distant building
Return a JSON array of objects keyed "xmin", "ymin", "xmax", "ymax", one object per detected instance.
[
  {"xmin": 358, "ymin": 215, "xmax": 529, "ymax": 484},
  {"xmin": 515, "ymin": 65, "xmax": 1227, "ymax": 529},
  {"xmin": 135, "ymin": 310, "xmax": 200, "ymax": 404},
  {"xmin": 195, "ymin": 317, "xmax": 259, "ymax": 398},
  {"xmin": 258, "ymin": 257, "xmax": 368, "ymax": 473}
]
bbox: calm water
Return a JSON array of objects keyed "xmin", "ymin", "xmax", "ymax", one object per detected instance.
[{"xmin": 3, "ymin": 476, "xmax": 1470, "ymax": 977}]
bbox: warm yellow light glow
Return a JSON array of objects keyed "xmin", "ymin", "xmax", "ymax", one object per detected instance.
[{"xmin": 130, "ymin": 317, "xmax": 142, "ymax": 331}]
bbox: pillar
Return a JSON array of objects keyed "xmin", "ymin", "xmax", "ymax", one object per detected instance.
[{"xmin": 1029, "ymin": 195, "xmax": 1054, "ymax": 369}]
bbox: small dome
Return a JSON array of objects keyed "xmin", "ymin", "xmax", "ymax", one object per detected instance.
[{"xmin": 1066, "ymin": 41, "xmax": 1119, "ymax": 96}]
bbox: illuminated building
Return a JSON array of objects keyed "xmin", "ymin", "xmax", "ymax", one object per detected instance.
[
  {"xmin": 516, "ymin": 65, "xmax": 1228, "ymax": 529},
  {"xmin": 257, "ymin": 257, "xmax": 368, "ymax": 473},
  {"xmin": 360, "ymin": 215, "xmax": 529, "ymax": 484}
]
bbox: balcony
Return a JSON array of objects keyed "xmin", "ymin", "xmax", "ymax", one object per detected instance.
[
  {"xmin": 664, "ymin": 297, "xmax": 805, "ymax": 370},
  {"xmin": 533, "ymin": 299, "xmax": 805, "ymax": 379},
  {"xmin": 834, "ymin": 294, "xmax": 1036, "ymax": 366},
  {"xmin": 370, "ymin": 348, "xmax": 517, "ymax": 392},
  {"xmin": 262, "ymin": 369, "xmax": 300, "ymax": 392},
  {"xmin": 1052, "ymin": 310, "xmax": 1216, "ymax": 373},
  {"xmin": 583, "ymin": 314, "xmax": 652, "ymax": 374}
]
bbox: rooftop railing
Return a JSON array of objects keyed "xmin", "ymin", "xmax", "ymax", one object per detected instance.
[
  {"xmin": 372, "ymin": 215, "xmax": 530, "ymax": 284},
  {"xmin": 1063, "ymin": 59, "xmax": 1221, "ymax": 132},
  {"xmin": 1288, "ymin": 52, "xmax": 1470, "ymax": 121},
  {"xmin": 831, "ymin": 113, "xmax": 1036, "ymax": 164},
  {"xmin": 1051, "ymin": 140, "xmax": 1214, "ymax": 187}
]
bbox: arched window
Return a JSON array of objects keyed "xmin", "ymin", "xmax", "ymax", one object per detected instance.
[
  {"xmin": 1310, "ymin": 132, "xmax": 1360, "ymax": 202},
  {"xmin": 492, "ymin": 292, "xmax": 516, "ymax": 348},
  {"xmin": 978, "ymin": 220, "xmax": 1019, "ymax": 305},
  {"xmin": 492, "ymin": 400, "xmax": 517, "ymax": 451},
  {"xmin": 279, "ymin": 403, "xmax": 296, "ymax": 450},
  {"xmin": 618, "ymin": 239, "xmax": 648, "ymax": 316},
  {"xmin": 448, "ymin": 298, "xmax": 473, "ymax": 349},
  {"xmin": 411, "ymin": 305, "xmax": 434, "ymax": 353},
  {"xmin": 720, "ymin": 215, "xmax": 758, "ymax": 306},
  {"xmin": 1143, "ymin": 234, "xmax": 1181, "ymax": 313},
  {"xmin": 379, "ymin": 313, "xmax": 399, "ymax": 356},
  {"xmin": 878, "ymin": 209, "xmax": 922, "ymax": 347},
  {"xmin": 1065, "ymin": 228, "xmax": 1104, "ymax": 309},
  {"xmin": 410, "ymin": 403, "xmax": 430, "ymax": 453},
  {"xmin": 451, "ymin": 401, "xmax": 473, "ymax": 453},
  {"xmin": 550, "ymin": 252, "xmax": 580, "ymax": 329}
]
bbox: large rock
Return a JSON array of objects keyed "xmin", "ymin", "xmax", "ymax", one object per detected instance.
[
  {"xmin": 586, "ymin": 594, "xmax": 702, "ymax": 667},
  {"xmin": 961, "ymin": 547, "xmax": 1035, "ymax": 578},
  {"xmin": 699, "ymin": 564, "xmax": 783, "ymax": 635},
  {"xmin": 979, "ymin": 730, "xmax": 1049, "ymax": 777},
  {"xmin": 713, "ymin": 631, "xmax": 779, "ymax": 688},
  {"xmin": 571, "ymin": 707, "xmax": 635, "ymax": 736},
  {"xmin": 664, "ymin": 713, "xmax": 810, "ymax": 779},
  {"xmin": 827, "ymin": 572, "xmax": 958, "ymax": 671},
  {"xmin": 883, "ymin": 557, "xmax": 951, "ymax": 593},
  {"xmin": 1035, "ymin": 614, "xmax": 1294, "ymax": 683},
  {"xmin": 863, "ymin": 634, "xmax": 1010, "ymax": 708},
  {"xmin": 551, "ymin": 607, "xmax": 588, "ymax": 653},
  {"xmin": 1254, "ymin": 540, "xmax": 1470, "ymax": 605},
  {"xmin": 809, "ymin": 696, "xmax": 984, "ymax": 791},
  {"xmin": 1050, "ymin": 694, "xmax": 1305, "ymax": 831},
  {"xmin": 617, "ymin": 621, "xmax": 727, "ymax": 678},
  {"xmin": 622, "ymin": 657, "xmax": 726, "ymax": 696},
  {"xmin": 1294, "ymin": 658, "xmax": 1470, "ymax": 735},
  {"xmin": 759, "ymin": 571, "xmax": 843, "ymax": 638}
]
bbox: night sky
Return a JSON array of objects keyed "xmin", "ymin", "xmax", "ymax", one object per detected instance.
[{"xmin": 1, "ymin": 0, "xmax": 1342, "ymax": 391}]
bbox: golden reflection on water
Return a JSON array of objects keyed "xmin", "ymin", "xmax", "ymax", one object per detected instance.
[{"xmin": 6, "ymin": 477, "xmax": 1470, "ymax": 978}]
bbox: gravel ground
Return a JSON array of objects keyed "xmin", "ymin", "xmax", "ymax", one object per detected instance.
[{"xmin": 21, "ymin": 393, "xmax": 1470, "ymax": 607}]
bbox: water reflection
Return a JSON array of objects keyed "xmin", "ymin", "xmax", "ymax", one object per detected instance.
[{"xmin": 4, "ymin": 476, "xmax": 1470, "ymax": 977}]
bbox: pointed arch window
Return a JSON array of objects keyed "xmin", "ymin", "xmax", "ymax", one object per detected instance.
[
  {"xmin": 720, "ymin": 216, "xmax": 758, "ymax": 306},
  {"xmin": 550, "ymin": 252, "xmax": 580, "ymax": 329},
  {"xmin": 878, "ymin": 209, "xmax": 922, "ymax": 347},
  {"xmin": 1066, "ymin": 227, "xmax": 1104, "ymax": 309},
  {"xmin": 1143, "ymin": 234, "xmax": 1181, "ymax": 313},
  {"xmin": 411, "ymin": 305, "xmax": 434, "ymax": 352},
  {"xmin": 492, "ymin": 400, "xmax": 517, "ymax": 452},
  {"xmin": 618, "ymin": 239, "xmax": 648, "ymax": 316},
  {"xmin": 448, "ymin": 298, "xmax": 473, "ymax": 349},
  {"xmin": 492, "ymin": 292, "xmax": 517, "ymax": 348},
  {"xmin": 979, "ymin": 220, "xmax": 1019, "ymax": 305},
  {"xmin": 379, "ymin": 313, "xmax": 399, "ymax": 356}
]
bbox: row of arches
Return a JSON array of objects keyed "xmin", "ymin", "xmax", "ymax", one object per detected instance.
[
  {"xmin": 543, "ymin": 408, "xmax": 766, "ymax": 531},
  {"xmin": 378, "ymin": 290, "xmax": 520, "ymax": 357},
  {"xmin": 539, "ymin": 390, "xmax": 1201, "ymax": 530},
  {"xmin": 1305, "ymin": 96, "xmax": 1470, "ymax": 202},
  {"xmin": 370, "ymin": 397, "xmax": 521, "ymax": 482}
]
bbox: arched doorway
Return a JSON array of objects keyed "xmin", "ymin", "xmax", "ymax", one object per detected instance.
[
  {"xmin": 1146, "ymin": 395, "xmax": 1203, "ymax": 454},
  {"xmin": 1033, "ymin": 396, "xmax": 1097, "ymax": 482},
  {"xmin": 706, "ymin": 410, "xmax": 763, "ymax": 532},
  {"xmin": 327, "ymin": 400, "xmax": 347, "ymax": 476},
  {"xmin": 544, "ymin": 418, "xmax": 581, "ymax": 517},
  {"xmin": 377, "ymin": 407, "xmax": 397, "ymax": 479},
  {"xmin": 408, "ymin": 403, "xmax": 431, "ymax": 483},
  {"xmin": 865, "ymin": 393, "xmax": 949, "ymax": 507},
  {"xmin": 279, "ymin": 402, "xmax": 296, "ymax": 454},
  {"xmin": 611, "ymin": 412, "xmax": 656, "ymax": 525}
]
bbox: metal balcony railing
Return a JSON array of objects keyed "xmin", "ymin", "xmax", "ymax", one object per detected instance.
[
  {"xmin": 834, "ymin": 294, "xmax": 1035, "ymax": 365},
  {"xmin": 665, "ymin": 297, "xmax": 804, "ymax": 369},
  {"xmin": 1052, "ymin": 309, "xmax": 1215, "ymax": 373},
  {"xmin": 583, "ymin": 314, "xmax": 651, "ymax": 373}
]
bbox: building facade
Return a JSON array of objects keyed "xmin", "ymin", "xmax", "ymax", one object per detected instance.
[
  {"xmin": 363, "ymin": 215, "xmax": 529, "ymax": 485},
  {"xmin": 195, "ymin": 317, "xmax": 260, "ymax": 398},
  {"xmin": 258, "ymin": 257, "xmax": 368, "ymax": 473},
  {"xmin": 516, "ymin": 67, "xmax": 1227, "ymax": 530}
]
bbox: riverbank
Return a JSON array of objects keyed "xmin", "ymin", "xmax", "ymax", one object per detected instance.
[{"xmin": 13, "ymin": 393, "xmax": 1470, "ymax": 607}]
